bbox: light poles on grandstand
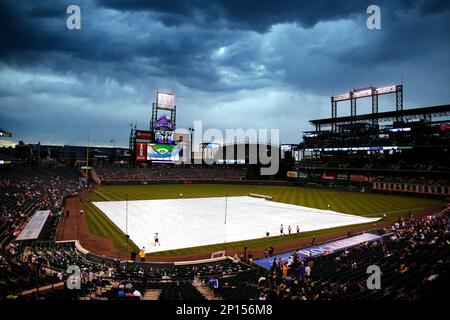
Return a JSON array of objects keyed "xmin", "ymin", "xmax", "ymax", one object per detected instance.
[
  {"xmin": 224, "ymin": 196, "xmax": 228, "ymax": 254},
  {"xmin": 85, "ymin": 133, "xmax": 90, "ymax": 181},
  {"xmin": 125, "ymin": 193, "xmax": 129, "ymax": 265},
  {"xmin": 188, "ymin": 127, "xmax": 195, "ymax": 160},
  {"xmin": 126, "ymin": 193, "xmax": 129, "ymax": 236},
  {"xmin": 110, "ymin": 139, "xmax": 115, "ymax": 162}
]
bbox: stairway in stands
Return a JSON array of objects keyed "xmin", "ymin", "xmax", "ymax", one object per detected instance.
[
  {"xmin": 142, "ymin": 289, "xmax": 162, "ymax": 300},
  {"xmin": 192, "ymin": 278, "xmax": 222, "ymax": 300}
]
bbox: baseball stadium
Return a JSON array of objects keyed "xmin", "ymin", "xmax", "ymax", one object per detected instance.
[
  {"xmin": 1, "ymin": 87, "xmax": 449, "ymax": 302},
  {"xmin": 0, "ymin": 0, "xmax": 449, "ymax": 306}
]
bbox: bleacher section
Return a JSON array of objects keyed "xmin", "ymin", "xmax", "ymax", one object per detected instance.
[
  {"xmin": 1, "ymin": 207, "xmax": 448, "ymax": 300},
  {"xmin": 295, "ymin": 106, "xmax": 450, "ymax": 196},
  {"xmin": 0, "ymin": 166, "xmax": 82, "ymax": 251},
  {"xmin": 94, "ymin": 165, "xmax": 248, "ymax": 182},
  {"xmin": 0, "ymin": 165, "xmax": 448, "ymax": 301}
]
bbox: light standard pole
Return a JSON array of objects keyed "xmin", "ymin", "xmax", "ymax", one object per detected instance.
[
  {"xmin": 125, "ymin": 193, "xmax": 129, "ymax": 266},
  {"xmin": 126, "ymin": 193, "xmax": 128, "ymax": 236},
  {"xmin": 85, "ymin": 133, "xmax": 90, "ymax": 183},
  {"xmin": 110, "ymin": 139, "xmax": 115, "ymax": 163},
  {"xmin": 224, "ymin": 196, "xmax": 227, "ymax": 254},
  {"xmin": 188, "ymin": 127, "xmax": 195, "ymax": 162}
]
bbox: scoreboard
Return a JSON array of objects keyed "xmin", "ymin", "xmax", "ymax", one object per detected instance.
[{"xmin": 134, "ymin": 130, "xmax": 182, "ymax": 163}]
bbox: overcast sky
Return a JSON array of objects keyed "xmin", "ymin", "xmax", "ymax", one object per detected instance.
[{"xmin": 0, "ymin": 0, "xmax": 449, "ymax": 147}]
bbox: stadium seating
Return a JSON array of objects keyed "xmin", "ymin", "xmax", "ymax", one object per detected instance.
[
  {"xmin": 1, "ymin": 165, "xmax": 449, "ymax": 300},
  {"xmin": 0, "ymin": 166, "xmax": 82, "ymax": 251},
  {"xmin": 1, "ymin": 209, "xmax": 447, "ymax": 300},
  {"xmin": 93, "ymin": 165, "xmax": 248, "ymax": 182},
  {"xmin": 241, "ymin": 212, "xmax": 449, "ymax": 300}
]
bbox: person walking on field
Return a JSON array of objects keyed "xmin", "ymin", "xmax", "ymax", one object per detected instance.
[{"xmin": 154, "ymin": 233, "xmax": 160, "ymax": 246}]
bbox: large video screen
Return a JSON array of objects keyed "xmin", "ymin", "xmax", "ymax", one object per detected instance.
[
  {"xmin": 155, "ymin": 130, "xmax": 174, "ymax": 144},
  {"xmin": 147, "ymin": 143, "xmax": 181, "ymax": 163},
  {"xmin": 154, "ymin": 115, "xmax": 175, "ymax": 131},
  {"xmin": 156, "ymin": 92, "xmax": 175, "ymax": 110}
]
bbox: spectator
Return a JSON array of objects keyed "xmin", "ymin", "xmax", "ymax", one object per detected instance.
[
  {"xmin": 298, "ymin": 262, "xmax": 305, "ymax": 281},
  {"xmin": 132, "ymin": 289, "xmax": 141, "ymax": 297},
  {"xmin": 139, "ymin": 248, "xmax": 145, "ymax": 262}
]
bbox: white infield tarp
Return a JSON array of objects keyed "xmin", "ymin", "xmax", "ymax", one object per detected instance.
[{"xmin": 93, "ymin": 196, "xmax": 380, "ymax": 253}]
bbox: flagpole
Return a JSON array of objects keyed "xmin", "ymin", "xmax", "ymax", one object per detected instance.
[
  {"xmin": 125, "ymin": 193, "xmax": 129, "ymax": 264},
  {"xmin": 85, "ymin": 133, "xmax": 90, "ymax": 180},
  {"xmin": 126, "ymin": 193, "xmax": 128, "ymax": 236}
]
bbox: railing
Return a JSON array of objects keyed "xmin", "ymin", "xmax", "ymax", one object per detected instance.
[{"xmin": 373, "ymin": 181, "xmax": 450, "ymax": 196}]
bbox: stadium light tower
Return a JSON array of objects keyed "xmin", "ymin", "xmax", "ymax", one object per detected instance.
[
  {"xmin": 188, "ymin": 127, "xmax": 195, "ymax": 159},
  {"xmin": 224, "ymin": 196, "xmax": 228, "ymax": 253},
  {"xmin": 126, "ymin": 193, "xmax": 128, "ymax": 235},
  {"xmin": 125, "ymin": 193, "xmax": 129, "ymax": 263},
  {"xmin": 85, "ymin": 133, "xmax": 90, "ymax": 181}
]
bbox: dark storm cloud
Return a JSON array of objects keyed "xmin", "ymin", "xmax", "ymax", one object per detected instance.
[
  {"xmin": 0, "ymin": 1, "xmax": 237, "ymax": 91},
  {"xmin": 97, "ymin": 0, "xmax": 366, "ymax": 31},
  {"xmin": 0, "ymin": 0, "xmax": 449, "ymax": 146},
  {"xmin": 335, "ymin": 3, "xmax": 450, "ymax": 66},
  {"xmin": 1, "ymin": 0, "xmax": 448, "ymax": 88},
  {"xmin": 97, "ymin": 0, "xmax": 448, "ymax": 32}
]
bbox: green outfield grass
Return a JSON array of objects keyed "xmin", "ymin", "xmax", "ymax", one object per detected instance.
[{"xmin": 83, "ymin": 184, "xmax": 442, "ymax": 257}]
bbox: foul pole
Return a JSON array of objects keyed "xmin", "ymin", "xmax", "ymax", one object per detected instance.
[{"xmin": 85, "ymin": 133, "xmax": 90, "ymax": 179}]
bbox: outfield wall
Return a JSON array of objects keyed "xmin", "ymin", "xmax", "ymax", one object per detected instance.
[{"xmin": 101, "ymin": 179, "xmax": 296, "ymax": 187}]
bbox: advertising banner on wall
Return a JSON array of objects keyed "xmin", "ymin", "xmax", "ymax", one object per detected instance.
[
  {"xmin": 321, "ymin": 172, "xmax": 337, "ymax": 180},
  {"xmin": 350, "ymin": 175, "xmax": 368, "ymax": 182},
  {"xmin": 299, "ymin": 172, "xmax": 309, "ymax": 179},
  {"xmin": 136, "ymin": 142, "xmax": 147, "ymax": 161},
  {"xmin": 287, "ymin": 171, "xmax": 298, "ymax": 178},
  {"xmin": 216, "ymin": 159, "xmax": 245, "ymax": 164},
  {"xmin": 337, "ymin": 174, "xmax": 349, "ymax": 181},
  {"xmin": 135, "ymin": 130, "xmax": 154, "ymax": 141}
]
